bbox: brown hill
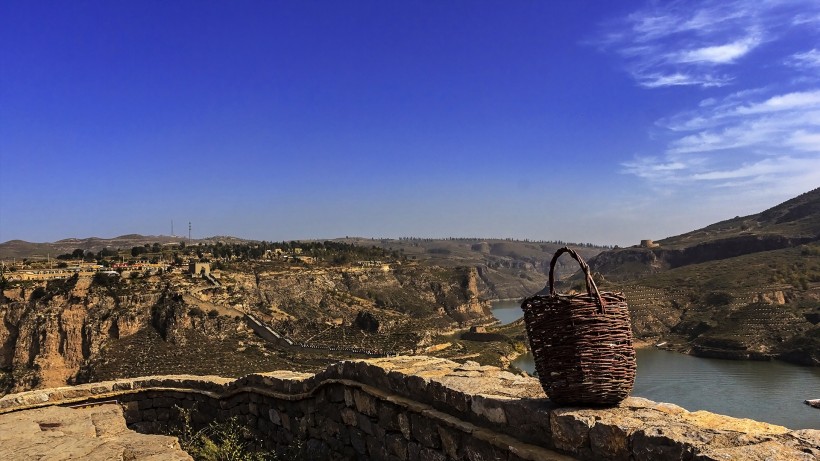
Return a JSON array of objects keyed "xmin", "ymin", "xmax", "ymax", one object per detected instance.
[{"xmin": 589, "ymin": 187, "xmax": 820, "ymax": 279}]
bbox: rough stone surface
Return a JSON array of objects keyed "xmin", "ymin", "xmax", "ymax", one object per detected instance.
[
  {"xmin": 0, "ymin": 404, "xmax": 191, "ymax": 461},
  {"xmin": 0, "ymin": 356, "xmax": 816, "ymax": 461}
]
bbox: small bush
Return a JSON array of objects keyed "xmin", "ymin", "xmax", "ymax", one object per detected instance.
[
  {"xmin": 30, "ymin": 286, "xmax": 47, "ymax": 301},
  {"xmin": 172, "ymin": 406, "xmax": 300, "ymax": 461},
  {"xmin": 703, "ymin": 291, "xmax": 734, "ymax": 306},
  {"xmin": 207, "ymin": 309, "xmax": 219, "ymax": 318}
]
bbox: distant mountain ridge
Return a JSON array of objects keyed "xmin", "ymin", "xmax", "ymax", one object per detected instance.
[
  {"xmin": 0, "ymin": 235, "xmax": 249, "ymax": 260},
  {"xmin": 589, "ymin": 187, "xmax": 820, "ymax": 279}
]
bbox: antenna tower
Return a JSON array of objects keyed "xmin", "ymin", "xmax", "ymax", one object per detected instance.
[{"xmin": 188, "ymin": 222, "xmax": 191, "ymax": 241}]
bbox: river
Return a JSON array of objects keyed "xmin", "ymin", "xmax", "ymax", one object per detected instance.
[{"xmin": 491, "ymin": 300, "xmax": 820, "ymax": 429}]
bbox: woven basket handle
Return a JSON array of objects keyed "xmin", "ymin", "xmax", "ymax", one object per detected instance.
[{"xmin": 548, "ymin": 247, "xmax": 607, "ymax": 311}]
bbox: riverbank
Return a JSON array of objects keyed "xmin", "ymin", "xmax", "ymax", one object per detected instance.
[{"xmin": 488, "ymin": 299, "xmax": 818, "ymax": 367}]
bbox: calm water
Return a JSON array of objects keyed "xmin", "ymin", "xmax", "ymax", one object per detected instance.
[
  {"xmin": 491, "ymin": 301, "xmax": 820, "ymax": 429},
  {"xmin": 491, "ymin": 299, "xmax": 525, "ymax": 324}
]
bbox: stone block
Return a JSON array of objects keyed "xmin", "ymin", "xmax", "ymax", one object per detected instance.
[
  {"xmin": 341, "ymin": 407, "xmax": 358, "ymax": 426},
  {"xmin": 112, "ymin": 381, "xmax": 133, "ymax": 391},
  {"xmin": 631, "ymin": 426, "xmax": 696, "ymax": 461},
  {"xmin": 438, "ymin": 426, "xmax": 462, "ymax": 459},
  {"xmin": 502, "ymin": 400, "xmax": 552, "ymax": 446},
  {"xmin": 589, "ymin": 421, "xmax": 633, "ymax": 461},
  {"xmin": 407, "ymin": 441, "xmax": 421, "ymax": 461},
  {"xmin": 471, "ymin": 395, "xmax": 507, "ymax": 425},
  {"xmin": 418, "ymin": 447, "xmax": 447, "ymax": 461},
  {"xmin": 350, "ymin": 428, "xmax": 368, "ymax": 455},
  {"xmin": 357, "ymin": 412, "xmax": 374, "ymax": 435},
  {"xmin": 142, "ymin": 409, "xmax": 157, "ymax": 422},
  {"xmin": 385, "ymin": 432, "xmax": 408, "ymax": 460},
  {"xmin": 306, "ymin": 439, "xmax": 331, "ymax": 460},
  {"xmin": 446, "ymin": 387, "xmax": 470, "ymax": 414},
  {"xmin": 344, "ymin": 388, "xmax": 354, "ymax": 407},
  {"xmin": 354, "ymin": 389, "xmax": 377, "ymax": 416},
  {"xmin": 378, "ymin": 402, "xmax": 400, "ymax": 431},
  {"xmin": 398, "ymin": 412, "xmax": 411, "ymax": 440},
  {"xmin": 122, "ymin": 401, "xmax": 141, "ymax": 423},
  {"xmin": 406, "ymin": 376, "xmax": 429, "ymax": 403},
  {"xmin": 139, "ymin": 399, "xmax": 154, "ymax": 410},
  {"xmin": 323, "ymin": 419, "xmax": 342, "ymax": 438},
  {"xmin": 280, "ymin": 412, "xmax": 291, "ymax": 431},
  {"xmin": 373, "ymin": 423, "xmax": 387, "ymax": 443},
  {"xmin": 269, "ymin": 408, "xmax": 281, "ymax": 426},
  {"xmin": 156, "ymin": 407, "xmax": 170, "ymax": 421},
  {"xmin": 464, "ymin": 438, "xmax": 509, "ymax": 461},
  {"xmin": 550, "ymin": 409, "xmax": 594, "ymax": 455},
  {"xmin": 387, "ymin": 370, "xmax": 410, "ymax": 396},
  {"xmin": 367, "ymin": 435, "xmax": 389, "ymax": 460},
  {"xmin": 410, "ymin": 413, "xmax": 440, "ymax": 449}
]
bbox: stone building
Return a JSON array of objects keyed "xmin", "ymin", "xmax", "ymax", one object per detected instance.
[{"xmin": 188, "ymin": 261, "xmax": 210, "ymax": 277}]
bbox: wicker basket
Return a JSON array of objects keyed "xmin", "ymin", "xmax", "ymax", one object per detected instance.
[{"xmin": 521, "ymin": 247, "xmax": 636, "ymax": 406}]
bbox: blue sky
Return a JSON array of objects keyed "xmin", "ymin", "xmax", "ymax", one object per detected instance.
[{"xmin": 1, "ymin": 1, "xmax": 818, "ymax": 247}]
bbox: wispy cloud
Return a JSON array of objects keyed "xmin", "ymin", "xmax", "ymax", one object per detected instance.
[
  {"xmin": 675, "ymin": 33, "xmax": 761, "ymax": 64},
  {"xmin": 787, "ymin": 49, "xmax": 820, "ymax": 69},
  {"xmin": 602, "ymin": 1, "xmax": 820, "ymax": 207},
  {"xmin": 624, "ymin": 88, "xmax": 820, "ymax": 197},
  {"xmin": 600, "ymin": 0, "xmax": 820, "ymax": 88}
]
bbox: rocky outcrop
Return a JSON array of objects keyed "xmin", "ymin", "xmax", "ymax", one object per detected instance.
[
  {"xmin": 0, "ymin": 404, "xmax": 191, "ymax": 460},
  {"xmin": 0, "ymin": 276, "xmax": 250, "ymax": 394},
  {"xmin": 1, "ymin": 265, "xmax": 494, "ymax": 395},
  {"xmin": 1, "ymin": 357, "xmax": 817, "ymax": 460}
]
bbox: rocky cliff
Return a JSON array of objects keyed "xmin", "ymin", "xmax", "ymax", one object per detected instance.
[{"xmin": 0, "ymin": 264, "xmax": 491, "ymax": 395}]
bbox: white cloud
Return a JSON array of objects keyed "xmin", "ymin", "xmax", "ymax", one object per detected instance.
[
  {"xmin": 621, "ymin": 157, "xmax": 689, "ymax": 181},
  {"xmin": 788, "ymin": 130, "xmax": 820, "ymax": 152},
  {"xmin": 620, "ymin": 84, "xmax": 820, "ymax": 193},
  {"xmin": 637, "ymin": 72, "xmax": 731, "ymax": 89},
  {"xmin": 786, "ymin": 49, "xmax": 820, "ymax": 69},
  {"xmin": 603, "ymin": 1, "xmax": 820, "ymax": 214},
  {"xmin": 675, "ymin": 34, "xmax": 761, "ymax": 64},
  {"xmin": 736, "ymin": 90, "xmax": 820, "ymax": 114},
  {"xmin": 600, "ymin": 0, "xmax": 820, "ymax": 88},
  {"xmin": 690, "ymin": 157, "xmax": 805, "ymax": 180}
]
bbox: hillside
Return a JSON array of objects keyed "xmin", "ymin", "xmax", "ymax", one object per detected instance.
[
  {"xmin": 0, "ymin": 261, "xmax": 490, "ymax": 395},
  {"xmin": 583, "ymin": 187, "xmax": 820, "ymax": 365},
  {"xmin": 0, "ymin": 235, "xmax": 250, "ymax": 260},
  {"xmin": 589, "ymin": 187, "xmax": 820, "ymax": 279},
  {"xmin": 1, "ymin": 235, "xmax": 608, "ymax": 300},
  {"xmin": 338, "ymin": 237, "xmax": 607, "ymax": 299}
]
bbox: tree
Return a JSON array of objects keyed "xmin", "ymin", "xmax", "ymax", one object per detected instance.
[{"xmin": 71, "ymin": 249, "xmax": 85, "ymax": 258}]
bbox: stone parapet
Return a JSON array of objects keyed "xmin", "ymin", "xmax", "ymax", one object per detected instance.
[{"xmin": 1, "ymin": 356, "xmax": 817, "ymax": 460}]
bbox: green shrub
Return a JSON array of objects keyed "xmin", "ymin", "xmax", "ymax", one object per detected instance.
[{"xmin": 172, "ymin": 406, "xmax": 304, "ymax": 461}]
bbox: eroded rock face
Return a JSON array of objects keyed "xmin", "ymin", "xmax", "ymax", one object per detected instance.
[
  {"xmin": 1, "ymin": 265, "xmax": 493, "ymax": 395},
  {"xmin": 0, "ymin": 404, "xmax": 191, "ymax": 460},
  {"xmin": 0, "ymin": 276, "xmax": 230, "ymax": 394}
]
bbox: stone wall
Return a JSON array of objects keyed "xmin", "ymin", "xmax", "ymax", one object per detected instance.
[{"xmin": 1, "ymin": 356, "xmax": 817, "ymax": 460}]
